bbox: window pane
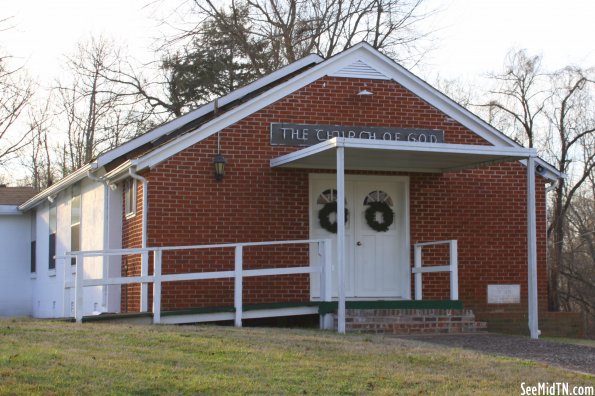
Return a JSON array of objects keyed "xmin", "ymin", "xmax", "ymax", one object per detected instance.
[
  {"xmin": 125, "ymin": 179, "xmax": 135, "ymax": 215},
  {"xmin": 49, "ymin": 204, "xmax": 57, "ymax": 233},
  {"xmin": 71, "ymin": 223, "xmax": 80, "ymax": 252},
  {"xmin": 48, "ymin": 233, "xmax": 56, "ymax": 270},
  {"xmin": 71, "ymin": 194, "xmax": 81, "ymax": 225},
  {"xmin": 30, "ymin": 240, "xmax": 36, "ymax": 273}
]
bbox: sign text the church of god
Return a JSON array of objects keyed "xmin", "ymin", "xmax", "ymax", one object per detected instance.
[{"xmin": 270, "ymin": 123, "xmax": 444, "ymax": 146}]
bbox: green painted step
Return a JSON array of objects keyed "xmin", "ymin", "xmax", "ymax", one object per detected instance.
[{"xmin": 318, "ymin": 300, "xmax": 464, "ymax": 315}]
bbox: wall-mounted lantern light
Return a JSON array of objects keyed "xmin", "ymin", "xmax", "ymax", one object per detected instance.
[{"xmin": 213, "ymin": 153, "xmax": 227, "ymax": 182}]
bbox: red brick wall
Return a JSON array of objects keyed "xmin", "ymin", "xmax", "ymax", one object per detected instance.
[
  {"xmin": 121, "ymin": 180, "xmax": 144, "ymax": 312},
  {"xmin": 121, "ymin": 76, "xmax": 548, "ymax": 317}
]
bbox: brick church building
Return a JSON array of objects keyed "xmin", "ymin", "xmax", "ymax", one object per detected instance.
[{"xmin": 2, "ymin": 43, "xmax": 567, "ymax": 337}]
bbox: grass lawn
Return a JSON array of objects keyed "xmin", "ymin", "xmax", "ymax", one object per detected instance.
[{"xmin": 0, "ymin": 319, "xmax": 593, "ymax": 395}]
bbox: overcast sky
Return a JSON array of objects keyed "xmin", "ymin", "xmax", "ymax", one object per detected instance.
[{"xmin": 2, "ymin": 0, "xmax": 594, "ymax": 85}]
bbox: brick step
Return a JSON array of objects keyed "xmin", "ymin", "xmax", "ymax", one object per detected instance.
[{"xmin": 332, "ymin": 308, "xmax": 487, "ymax": 335}]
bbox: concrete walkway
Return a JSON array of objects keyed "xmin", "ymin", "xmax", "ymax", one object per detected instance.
[{"xmin": 397, "ymin": 333, "xmax": 595, "ymax": 375}]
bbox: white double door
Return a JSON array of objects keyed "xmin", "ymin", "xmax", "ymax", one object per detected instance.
[{"xmin": 310, "ymin": 174, "xmax": 410, "ymax": 299}]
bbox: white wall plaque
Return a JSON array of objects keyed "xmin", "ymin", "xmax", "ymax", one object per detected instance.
[{"xmin": 487, "ymin": 284, "xmax": 521, "ymax": 304}]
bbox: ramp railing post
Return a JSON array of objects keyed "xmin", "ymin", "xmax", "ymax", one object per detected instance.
[
  {"xmin": 63, "ymin": 255, "xmax": 70, "ymax": 317},
  {"xmin": 74, "ymin": 253, "xmax": 84, "ymax": 323},
  {"xmin": 153, "ymin": 250, "xmax": 162, "ymax": 324},
  {"xmin": 140, "ymin": 251, "xmax": 149, "ymax": 312},
  {"xmin": 414, "ymin": 245, "xmax": 422, "ymax": 300},
  {"xmin": 449, "ymin": 240, "xmax": 459, "ymax": 300},
  {"xmin": 234, "ymin": 245, "xmax": 243, "ymax": 328}
]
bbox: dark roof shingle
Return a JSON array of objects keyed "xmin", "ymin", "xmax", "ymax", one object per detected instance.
[{"xmin": 0, "ymin": 186, "xmax": 38, "ymax": 205}]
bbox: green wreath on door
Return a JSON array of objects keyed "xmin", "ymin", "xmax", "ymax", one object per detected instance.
[
  {"xmin": 318, "ymin": 201, "xmax": 349, "ymax": 234},
  {"xmin": 364, "ymin": 201, "xmax": 394, "ymax": 232}
]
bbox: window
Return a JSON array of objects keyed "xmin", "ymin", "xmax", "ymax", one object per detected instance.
[
  {"xmin": 49, "ymin": 203, "xmax": 57, "ymax": 270},
  {"xmin": 124, "ymin": 179, "xmax": 136, "ymax": 218},
  {"xmin": 363, "ymin": 190, "xmax": 393, "ymax": 206},
  {"xmin": 30, "ymin": 214, "xmax": 36, "ymax": 273},
  {"xmin": 30, "ymin": 241, "xmax": 36, "ymax": 273},
  {"xmin": 71, "ymin": 184, "xmax": 81, "ymax": 266}
]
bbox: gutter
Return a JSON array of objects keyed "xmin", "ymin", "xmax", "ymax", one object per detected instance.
[
  {"xmin": 103, "ymin": 160, "xmax": 133, "ymax": 183},
  {"xmin": 128, "ymin": 167, "xmax": 148, "ymax": 249},
  {"xmin": 128, "ymin": 166, "xmax": 149, "ymax": 313},
  {"xmin": 18, "ymin": 163, "xmax": 97, "ymax": 211},
  {"xmin": 87, "ymin": 171, "xmax": 116, "ymax": 310}
]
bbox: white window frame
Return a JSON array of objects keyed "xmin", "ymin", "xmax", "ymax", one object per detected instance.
[
  {"xmin": 124, "ymin": 179, "xmax": 137, "ymax": 219},
  {"xmin": 71, "ymin": 184, "xmax": 81, "ymax": 265}
]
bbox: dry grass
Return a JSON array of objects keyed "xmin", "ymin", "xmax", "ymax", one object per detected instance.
[{"xmin": 0, "ymin": 319, "xmax": 593, "ymax": 395}]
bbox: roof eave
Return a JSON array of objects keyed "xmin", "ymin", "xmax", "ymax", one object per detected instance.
[
  {"xmin": 18, "ymin": 163, "xmax": 97, "ymax": 211},
  {"xmin": 0, "ymin": 205, "xmax": 22, "ymax": 215},
  {"xmin": 95, "ymin": 53, "xmax": 324, "ymax": 169},
  {"xmin": 103, "ymin": 160, "xmax": 134, "ymax": 183}
]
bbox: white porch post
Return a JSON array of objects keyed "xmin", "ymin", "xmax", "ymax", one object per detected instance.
[
  {"xmin": 527, "ymin": 156, "xmax": 539, "ymax": 339},
  {"xmin": 336, "ymin": 145, "xmax": 346, "ymax": 334}
]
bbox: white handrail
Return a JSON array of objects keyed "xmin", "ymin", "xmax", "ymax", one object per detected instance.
[
  {"xmin": 412, "ymin": 240, "xmax": 459, "ymax": 301},
  {"xmin": 65, "ymin": 239, "xmax": 333, "ymax": 326}
]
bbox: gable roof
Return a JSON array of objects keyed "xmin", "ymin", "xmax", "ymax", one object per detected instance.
[
  {"xmin": 128, "ymin": 42, "xmax": 561, "ymax": 180},
  {"xmin": 19, "ymin": 43, "xmax": 562, "ymax": 211},
  {"xmin": 19, "ymin": 54, "xmax": 324, "ymax": 210},
  {"xmin": 95, "ymin": 53, "xmax": 324, "ymax": 169}
]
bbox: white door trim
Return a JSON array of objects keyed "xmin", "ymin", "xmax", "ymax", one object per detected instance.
[{"xmin": 309, "ymin": 173, "xmax": 411, "ymax": 300}]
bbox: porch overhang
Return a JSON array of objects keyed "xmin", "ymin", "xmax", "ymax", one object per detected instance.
[
  {"xmin": 270, "ymin": 137, "xmax": 537, "ymax": 172},
  {"xmin": 271, "ymin": 137, "xmax": 540, "ymax": 339}
]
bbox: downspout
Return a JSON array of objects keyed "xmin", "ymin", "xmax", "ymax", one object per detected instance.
[
  {"xmin": 87, "ymin": 171, "xmax": 112, "ymax": 310},
  {"xmin": 128, "ymin": 168, "xmax": 147, "ymax": 249},
  {"xmin": 128, "ymin": 167, "xmax": 149, "ymax": 312}
]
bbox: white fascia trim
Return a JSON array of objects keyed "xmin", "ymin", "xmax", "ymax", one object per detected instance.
[
  {"xmin": 350, "ymin": 45, "xmax": 520, "ymax": 148},
  {"xmin": 270, "ymin": 139, "xmax": 338, "ymax": 167},
  {"xmin": 339, "ymin": 138, "xmax": 536, "ymax": 157},
  {"xmin": 0, "ymin": 205, "xmax": 21, "ymax": 215},
  {"xmin": 519, "ymin": 158, "xmax": 565, "ymax": 181},
  {"xmin": 270, "ymin": 137, "xmax": 535, "ymax": 168},
  {"xmin": 103, "ymin": 160, "xmax": 134, "ymax": 183},
  {"xmin": 18, "ymin": 163, "xmax": 97, "ymax": 211},
  {"xmin": 135, "ymin": 45, "xmax": 379, "ymax": 170},
  {"xmin": 95, "ymin": 54, "xmax": 323, "ymax": 168}
]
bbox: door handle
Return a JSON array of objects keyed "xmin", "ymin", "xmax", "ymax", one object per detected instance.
[{"xmin": 356, "ymin": 241, "xmax": 362, "ymax": 246}]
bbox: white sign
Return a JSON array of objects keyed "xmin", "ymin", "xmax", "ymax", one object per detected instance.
[{"xmin": 487, "ymin": 284, "xmax": 521, "ymax": 304}]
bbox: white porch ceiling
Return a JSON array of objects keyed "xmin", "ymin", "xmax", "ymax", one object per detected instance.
[{"xmin": 270, "ymin": 138, "xmax": 536, "ymax": 173}]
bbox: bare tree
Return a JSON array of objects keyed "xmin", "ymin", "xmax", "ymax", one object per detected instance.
[
  {"xmin": 479, "ymin": 50, "xmax": 548, "ymax": 148},
  {"xmin": 54, "ymin": 37, "xmax": 153, "ymax": 172},
  {"xmin": 118, "ymin": 0, "xmax": 435, "ymax": 118},
  {"xmin": 560, "ymin": 185, "xmax": 595, "ymax": 335},
  {"xmin": 183, "ymin": 0, "xmax": 434, "ymax": 65},
  {"xmin": 544, "ymin": 67, "xmax": 595, "ymax": 312},
  {"xmin": 483, "ymin": 50, "xmax": 595, "ymax": 313},
  {"xmin": 0, "ymin": 50, "xmax": 34, "ymax": 168},
  {"xmin": 20, "ymin": 97, "xmax": 55, "ymax": 189}
]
